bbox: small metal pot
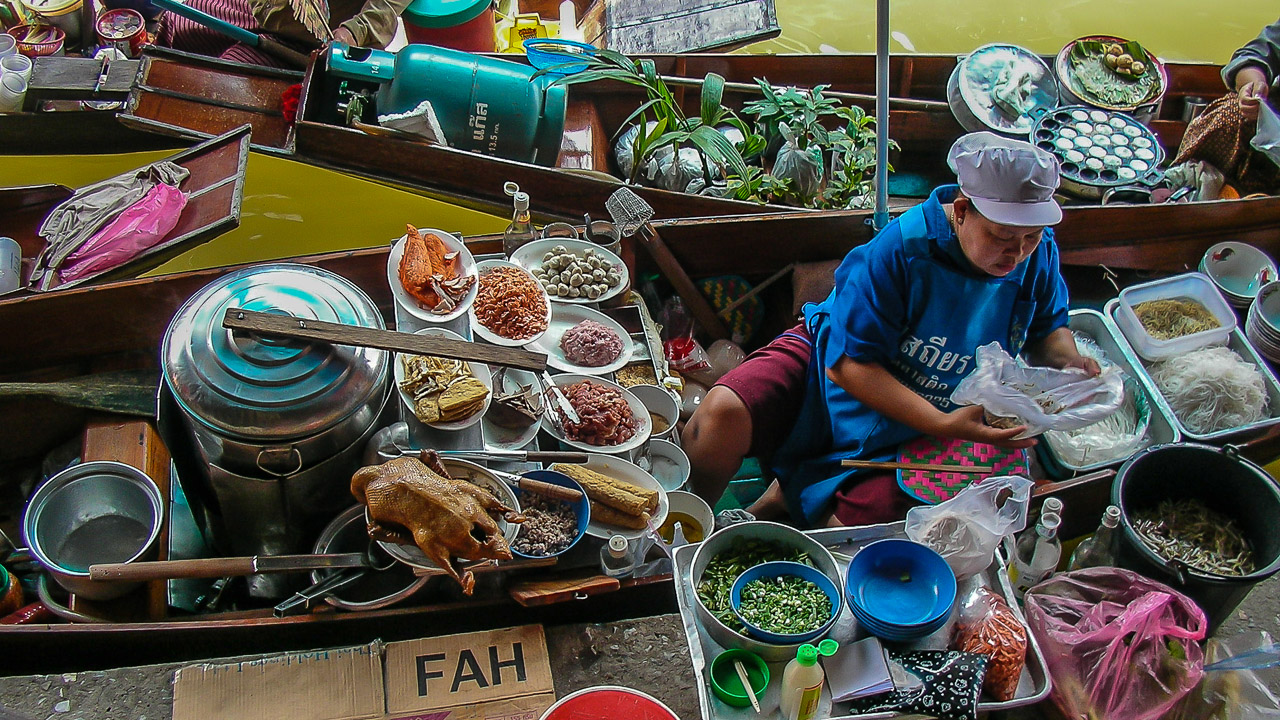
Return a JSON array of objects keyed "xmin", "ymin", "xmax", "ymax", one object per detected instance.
[
  {"xmin": 310, "ymin": 505, "xmax": 426, "ymax": 611},
  {"xmin": 1054, "ymin": 35, "xmax": 1170, "ymax": 126},
  {"xmin": 23, "ymin": 461, "xmax": 164, "ymax": 601},
  {"xmin": 947, "ymin": 43, "xmax": 1059, "ymax": 136}
]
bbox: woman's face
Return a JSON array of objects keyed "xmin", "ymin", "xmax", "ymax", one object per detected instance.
[{"xmin": 953, "ymin": 197, "xmax": 1044, "ymax": 277}]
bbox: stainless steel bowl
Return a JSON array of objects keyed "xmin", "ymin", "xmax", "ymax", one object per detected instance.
[
  {"xmin": 689, "ymin": 521, "xmax": 840, "ymax": 661},
  {"xmin": 23, "ymin": 461, "xmax": 164, "ymax": 600},
  {"xmin": 311, "ymin": 505, "xmax": 427, "ymax": 611}
]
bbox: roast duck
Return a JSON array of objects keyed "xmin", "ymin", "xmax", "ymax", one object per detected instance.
[{"xmin": 352, "ymin": 450, "xmax": 524, "ymax": 594}]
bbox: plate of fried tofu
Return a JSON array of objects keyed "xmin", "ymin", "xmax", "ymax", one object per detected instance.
[
  {"xmin": 551, "ymin": 456, "xmax": 668, "ymax": 541},
  {"xmin": 394, "ymin": 328, "xmax": 493, "ymax": 431}
]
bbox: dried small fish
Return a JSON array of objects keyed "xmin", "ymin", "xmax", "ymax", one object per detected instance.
[
  {"xmin": 400, "ymin": 355, "xmax": 488, "ymax": 424},
  {"xmin": 1133, "ymin": 498, "xmax": 1255, "ymax": 577}
]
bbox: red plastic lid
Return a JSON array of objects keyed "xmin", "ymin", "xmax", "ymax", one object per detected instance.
[{"xmin": 540, "ymin": 687, "xmax": 679, "ymax": 720}]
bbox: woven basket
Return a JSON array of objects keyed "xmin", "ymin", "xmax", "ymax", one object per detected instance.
[{"xmin": 11, "ymin": 24, "xmax": 64, "ymax": 57}]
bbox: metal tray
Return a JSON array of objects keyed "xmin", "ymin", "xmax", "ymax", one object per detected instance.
[
  {"xmin": 1103, "ymin": 299, "xmax": 1280, "ymax": 442},
  {"xmin": 673, "ymin": 523, "xmax": 1052, "ymax": 719},
  {"xmin": 1038, "ymin": 309, "xmax": 1181, "ymax": 477}
]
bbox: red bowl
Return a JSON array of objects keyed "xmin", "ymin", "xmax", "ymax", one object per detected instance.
[{"xmin": 10, "ymin": 24, "xmax": 65, "ymax": 58}]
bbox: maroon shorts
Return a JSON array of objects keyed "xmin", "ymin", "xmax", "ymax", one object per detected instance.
[
  {"xmin": 714, "ymin": 324, "xmax": 811, "ymax": 462},
  {"xmin": 833, "ymin": 473, "xmax": 923, "ymax": 526}
]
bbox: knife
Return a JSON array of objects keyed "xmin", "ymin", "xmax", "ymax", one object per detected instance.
[
  {"xmin": 435, "ymin": 449, "xmax": 588, "ymax": 463},
  {"xmin": 541, "ymin": 371, "xmax": 581, "ymax": 424},
  {"xmin": 89, "ymin": 553, "xmax": 374, "ymax": 581},
  {"xmin": 92, "ymin": 54, "xmax": 110, "ymax": 94}
]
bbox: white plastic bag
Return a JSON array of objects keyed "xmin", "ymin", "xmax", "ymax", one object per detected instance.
[
  {"xmin": 905, "ymin": 475, "xmax": 1034, "ymax": 579},
  {"xmin": 773, "ymin": 122, "xmax": 824, "ymax": 201},
  {"xmin": 950, "ymin": 342, "xmax": 1126, "ymax": 438},
  {"xmin": 1251, "ymin": 101, "xmax": 1280, "ymax": 169}
]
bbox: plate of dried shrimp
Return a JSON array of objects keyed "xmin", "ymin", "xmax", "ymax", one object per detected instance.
[
  {"xmin": 387, "ymin": 226, "xmax": 478, "ymax": 324},
  {"xmin": 468, "ymin": 259, "xmax": 552, "ymax": 347}
]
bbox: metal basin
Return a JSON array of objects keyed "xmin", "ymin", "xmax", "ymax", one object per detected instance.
[
  {"xmin": 23, "ymin": 461, "xmax": 164, "ymax": 601},
  {"xmin": 689, "ymin": 521, "xmax": 840, "ymax": 661},
  {"xmin": 311, "ymin": 505, "xmax": 427, "ymax": 611}
]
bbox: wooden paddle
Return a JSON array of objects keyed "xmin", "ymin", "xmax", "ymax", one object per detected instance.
[
  {"xmin": 0, "ymin": 369, "xmax": 157, "ymax": 416},
  {"xmin": 222, "ymin": 308, "xmax": 548, "ymax": 371}
]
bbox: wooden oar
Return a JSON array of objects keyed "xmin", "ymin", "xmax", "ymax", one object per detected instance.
[
  {"xmin": 841, "ymin": 459, "xmax": 994, "ymax": 474},
  {"xmin": 0, "ymin": 369, "xmax": 157, "ymax": 417},
  {"xmin": 222, "ymin": 308, "xmax": 548, "ymax": 371}
]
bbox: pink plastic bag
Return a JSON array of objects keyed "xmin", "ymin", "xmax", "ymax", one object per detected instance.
[
  {"xmin": 58, "ymin": 182, "xmax": 187, "ymax": 284},
  {"xmin": 1024, "ymin": 567, "xmax": 1207, "ymax": 720}
]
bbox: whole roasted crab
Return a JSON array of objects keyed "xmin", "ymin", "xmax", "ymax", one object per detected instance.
[{"xmin": 351, "ymin": 449, "xmax": 523, "ymax": 594}]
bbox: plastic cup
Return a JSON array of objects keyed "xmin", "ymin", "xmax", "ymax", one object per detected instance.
[
  {"xmin": 1, "ymin": 54, "xmax": 32, "ymax": 84},
  {"xmin": 0, "ymin": 72, "xmax": 26, "ymax": 113},
  {"xmin": 0, "ymin": 237, "xmax": 20, "ymax": 295},
  {"xmin": 0, "ymin": 34, "xmax": 14, "ymax": 58}
]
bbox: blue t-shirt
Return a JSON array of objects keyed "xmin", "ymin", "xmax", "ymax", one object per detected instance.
[{"xmin": 774, "ymin": 184, "xmax": 1070, "ymax": 523}]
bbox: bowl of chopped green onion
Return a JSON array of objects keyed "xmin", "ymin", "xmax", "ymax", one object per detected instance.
[{"xmin": 729, "ymin": 561, "xmax": 842, "ymax": 644}]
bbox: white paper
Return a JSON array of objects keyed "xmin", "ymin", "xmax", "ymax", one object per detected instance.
[{"xmin": 824, "ymin": 637, "xmax": 894, "ymax": 702}]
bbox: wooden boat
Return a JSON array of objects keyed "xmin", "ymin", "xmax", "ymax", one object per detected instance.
[
  {"xmin": 2, "ymin": 125, "xmax": 251, "ymax": 296},
  {"xmin": 101, "ymin": 47, "xmax": 1280, "ymax": 271},
  {"xmin": 5, "ymin": 213, "xmax": 1280, "ymax": 673}
]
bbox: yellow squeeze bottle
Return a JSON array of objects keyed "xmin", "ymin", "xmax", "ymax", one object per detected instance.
[{"xmin": 780, "ymin": 644, "xmax": 823, "ymax": 720}]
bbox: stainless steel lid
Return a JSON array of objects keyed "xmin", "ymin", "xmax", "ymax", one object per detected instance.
[
  {"xmin": 162, "ymin": 263, "xmax": 388, "ymax": 441},
  {"xmin": 948, "ymin": 43, "xmax": 1059, "ymax": 135}
]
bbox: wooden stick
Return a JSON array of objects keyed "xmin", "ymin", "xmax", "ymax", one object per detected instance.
[
  {"xmin": 718, "ymin": 262, "xmax": 795, "ymax": 318},
  {"xmin": 840, "ymin": 459, "xmax": 994, "ymax": 474},
  {"xmin": 637, "ymin": 224, "xmax": 730, "ymax": 340},
  {"xmin": 222, "ymin": 308, "xmax": 548, "ymax": 371}
]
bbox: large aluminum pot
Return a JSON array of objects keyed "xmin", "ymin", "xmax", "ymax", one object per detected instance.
[
  {"xmin": 689, "ymin": 521, "xmax": 840, "ymax": 661},
  {"xmin": 23, "ymin": 462, "xmax": 164, "ymax": 601},
  {"xmin": 947, "ymin": 43, "xmax": 1059, "ymax": 136},
  {"xmin": 162, "ymin": 263, "xmax": 389, "ymax": 476}
]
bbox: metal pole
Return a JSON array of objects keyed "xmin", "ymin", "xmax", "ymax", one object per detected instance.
[{"xmin": 872, "ymin": 0, "xmax": 890, "ymax": 231}]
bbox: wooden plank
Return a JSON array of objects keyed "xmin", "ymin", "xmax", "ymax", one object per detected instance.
[
  {"xmin": 509, "ymin": 572, "xmax": 620, "ymax": 606},
  {"xmin": 27, "ymin": 56, "xmax": 137, "ymax": 100},
  {"xmin": 602, "ymin": 0, "xmax": 779, "ymax": 53}
]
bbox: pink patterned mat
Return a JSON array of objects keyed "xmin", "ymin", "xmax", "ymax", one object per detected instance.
[{"xmin": 896, "ymin": 435, "xmax": 1030, "ymax": 504}]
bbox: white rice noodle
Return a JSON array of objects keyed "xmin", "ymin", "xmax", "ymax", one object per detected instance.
[
  {"xmin": 1148, "ymin": 346, "xmax": 1269, "ymax": 434},
  {"xmin": 1045, "ymin": 381, "xmax": 1148, "ymax": 466}
]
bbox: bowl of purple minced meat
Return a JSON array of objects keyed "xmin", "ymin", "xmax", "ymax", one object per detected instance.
[{"xmin": 509, "ymin": 469, "xmax": 591, "ymax": 558}]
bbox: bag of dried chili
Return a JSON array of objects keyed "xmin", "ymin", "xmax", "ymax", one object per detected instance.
[{"xmin": 952, "ymin": 586, "xmax": 1027, "ymax": 702}]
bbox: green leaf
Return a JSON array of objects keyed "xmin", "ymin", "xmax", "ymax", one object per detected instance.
[
  {"xmin": 613, "ymin": 98, "xmax": 665, "ymax": 140},
  {"xmin": 689, "ymin": 124, "xmax": 749, "ymax": 179},
  {"xmin": 701, "ymin": 72, "xmax": 725, "ymax": 127}
]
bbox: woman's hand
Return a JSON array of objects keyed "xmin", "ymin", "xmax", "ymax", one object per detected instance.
[
  {"xmin": 1060, "ymin": 355, "xmax": 1102, "ymax": 377},
  {"xmin": 1236, "ymin": 66, "xmax": 1270, "ymax": 121},
  {"xmin": 333, "ymin": 26, "xmax": 357, "ymax": 46},
  {"xmin": 936, "ymin": 405, "xmax": 1038, "ymax": 449}
]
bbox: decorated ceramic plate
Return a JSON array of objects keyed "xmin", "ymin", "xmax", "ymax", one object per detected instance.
[
  {"xmin": 386, "ymin": 228, "xmax": 478, "ymax": 324},
  {"xmin": 540, "ymin": 373, "xmax": 651, "ymax": 454},
  {"xmin": 510, "ymin": 238, "xmax": 629, "ymax": 305},
  {"xmin": 577, "ymin": 453, "xmax": 669, "ymax": 541},
  {"xmin": 467, "ymin": 259, "xmax": 553, "ymax": 348},
  {"xmin": 393, "ymin": 327, "xmax": 492, "ymax": 431},
  {"xmin": 525, "ymin": 303, "xmax": 633, "ymax": 375},
  {"xmin": 481, "ymin": 367, "xmax": 543, "ymax": 451}
]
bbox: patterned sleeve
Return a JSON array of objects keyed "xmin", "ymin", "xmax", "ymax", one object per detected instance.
[
  {"xmin": 338, "ymin": 0, "xmax": 413, "ymax": 48},
  {"xmin": 822, "ymin": 227, "xmax": 911, "ymax": 368}
]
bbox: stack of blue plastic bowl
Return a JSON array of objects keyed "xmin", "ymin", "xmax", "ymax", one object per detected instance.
[{"xmin": 845, "ymin": 539, "xmax": 957, "ymax": 642}]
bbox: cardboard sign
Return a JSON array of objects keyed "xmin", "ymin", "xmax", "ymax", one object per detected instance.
[
  {"xmin": 384, "ymin": 625, "xmax": 553, "ymax": 718},
  {"xmin": 171, "ymin": 626, "xmax": 553, "ymax": 720},
  {"xmin": 172, "ymin": 643, "xmax": 385, "ymax": 720}
]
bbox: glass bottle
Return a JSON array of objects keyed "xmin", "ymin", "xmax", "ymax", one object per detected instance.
[
  {"xmin": 600, "ymin": 535, "xmax": 635, "ymax": 578},
  {"xmin": 1068, "ymin": 505, "xmax": 1122, "ymax": 571},
  {"xmin": 502, "ymin": 186, "xmax": 536, "ymax": 258},
  {"xmin": 1003, "ymin": 497, "xmax": 1063, "ymax": 566},
  {"xmin": 1011, "ymin": 512, "xmax": 1062, "ymax": 598}
]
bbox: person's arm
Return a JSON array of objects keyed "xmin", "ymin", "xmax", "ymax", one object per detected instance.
[
  {"xmin": 1224, "ymin": 19, "xmax": 1280, "ymax": 119},
  {"xmin": 337, "ymin": 0, "xmax": 413, "ymax": 48},
  {"xmin": 827, "ymin": 356, "xmax": 1037, "ymax": 448},
  {"xmin": 1024, "ymin": 325, "xmax": 1101, "ymax": 376}
]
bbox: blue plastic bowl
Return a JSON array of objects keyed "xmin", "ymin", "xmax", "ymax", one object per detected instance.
[
  {"xmin": 730, "ymin": 561, "xmax": 842, "ymax": 644},
  {"xmin": 509, "ymin": 470, "xmax": 590, "ymax": 559},
  {"xmin": 523, "ymin": 38, "xmax": 597, "ymax": 75},
  {"xmin": 846, "ymin": 539, "xmax": 957, "ymax": 631}
]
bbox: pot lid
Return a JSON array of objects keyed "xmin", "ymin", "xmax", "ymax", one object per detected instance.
[
  {"xmin": 403, "ymin": 0, "xmax": 491, "ymax": 28},
  {"xmin": 949, "ymin": 43, "xmax": 1058, "ymax": 135},
  {"xmin": 163, "ymin": 264, "xmax": 388, "ymax": 441},
  {"xmin": 19, "ymin": 0, "xmax": 79, "ymax": 15}
]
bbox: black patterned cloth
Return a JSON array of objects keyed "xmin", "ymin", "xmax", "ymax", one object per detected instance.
[{"xmin": 845, "ymin": 650, "xmax": 989, "ymax": 720}]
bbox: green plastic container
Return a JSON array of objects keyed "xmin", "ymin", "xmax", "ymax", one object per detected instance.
[
  {"xmin": 326, "ymin": 43, "xmax": 566, "ymax": 166},
  {"xmin": 710, "ymin": 649, "xmax": 769, "ymax": 707},
  {"xmin": 402, "ymin": 0, "xmax": 495, "ymax": 51}
]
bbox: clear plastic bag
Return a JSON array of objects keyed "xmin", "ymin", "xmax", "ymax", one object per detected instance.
[
  {"xmin": 1251, "ymin": 100, "xmax": 1280, "ymax": 169},
  {"xmin": 1024, "ymin": 567, "xmax": 1207, "ymax": 720},
  {"xmin": 950, "ymin": 342, "xmax": 1126, "ymax": 438},
  {"xmin": 952, "ymin": 585, "xmax": 1027, "ymax": 701},
  {"xmin": 1166, "ymin": 632, "xmax": 1280, "ymax": 720},
  {"xmin": 905, "ymin": 475, "xmax": 1034, "ymax": 580},
  {"xmin": 772, "ymin": 122, "xmax": 824, "ymax": 202}
]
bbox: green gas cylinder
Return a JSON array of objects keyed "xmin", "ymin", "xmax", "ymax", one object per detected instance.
[{"xmin": 326, "ymin": 43, "xmax": 567, "ymax": 166}]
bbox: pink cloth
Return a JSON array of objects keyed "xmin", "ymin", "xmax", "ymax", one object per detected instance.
[{"xmin": 59, "ymin": 183, "xmax": 187, "ymax": 283}]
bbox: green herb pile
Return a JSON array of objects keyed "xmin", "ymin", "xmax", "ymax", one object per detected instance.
[
  {"xmin": 1133, "ymin": 499, "xmax": 1255, "ymax": 576},
  {"xmin": 696, "ymin": 539, "xmax": 814, "ymax": 635},
  {"xmin": 737, "ymin": 576, "xmax": 832, "ymax": 635}
]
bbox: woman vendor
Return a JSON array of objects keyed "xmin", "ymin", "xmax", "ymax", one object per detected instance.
[{"xmin": 685, "ymin": 132, "xmax": 1100, "ymax": 528}]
